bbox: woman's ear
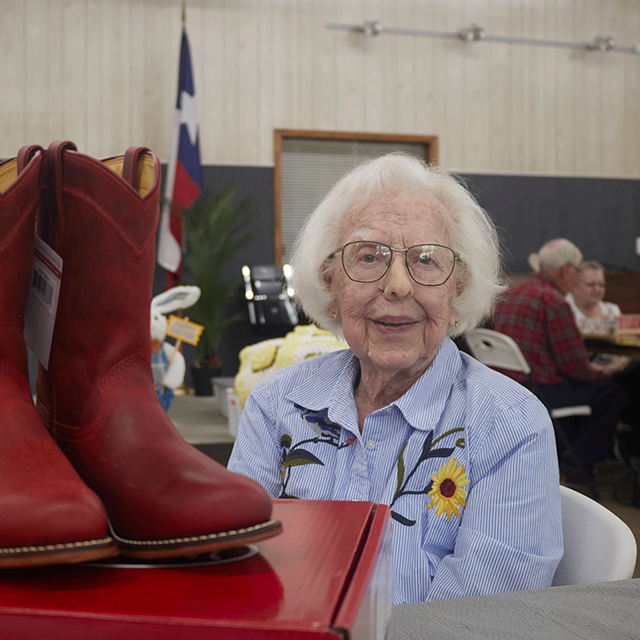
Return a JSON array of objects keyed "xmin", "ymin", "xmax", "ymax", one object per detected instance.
[{"xmin": 321, "ymin": 259, "xmax": 334, "ymax": 292}]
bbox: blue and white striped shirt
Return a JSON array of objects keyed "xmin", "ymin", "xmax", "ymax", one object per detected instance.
[{"xmin": 228, "ymin": 337, "xmax": 563, "ymax": 603}]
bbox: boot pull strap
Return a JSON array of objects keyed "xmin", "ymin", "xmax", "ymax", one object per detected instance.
[
  {"xmin": 122, "ymin": 147, "xmax": 152, "ymax": 190},
  {"xmin": 17, "ymin": 145, "xmax": 44, "ymax": 174},
  {"xmin": 40, "ymin": 141, "xmax": 78, "ymax": 248},
  {"xmin": 46, "ymin": 140, "xmax": 78, "ymax": 197}
]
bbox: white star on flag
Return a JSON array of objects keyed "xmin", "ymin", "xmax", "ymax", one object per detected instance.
[{"xmin": 179, "ymin": 91, "xmax": 199, "ymax": 145}]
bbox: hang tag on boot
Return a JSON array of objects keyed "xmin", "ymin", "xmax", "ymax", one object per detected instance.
[{"xmin": 24, "ymin": 236, "xmax": 63, "ymax": 370}]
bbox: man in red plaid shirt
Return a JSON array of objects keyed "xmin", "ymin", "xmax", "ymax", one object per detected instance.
[{"xmin": 493, "ymin": 239, "xmax": 625, "ymax": 480}]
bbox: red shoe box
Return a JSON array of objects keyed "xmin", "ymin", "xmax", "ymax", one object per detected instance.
[{"xmin": 0, "ymin": 500, "xmax": 392, "ymax": 639}]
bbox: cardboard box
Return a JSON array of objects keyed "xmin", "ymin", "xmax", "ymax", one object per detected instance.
[
  {"xmin": 226, "ymin": 387, "xmax": 242, "ymax": 437},
  {"xmin": 211, "ymin": 376, "xmax": 236, "ymax": 418},
  {"xmin": 211, "ymin": 376, "xmax": 243, "ymax": 436},
  {"xmin": 0, "ymin": 500, "xmax": 392, "ymax": 639}
]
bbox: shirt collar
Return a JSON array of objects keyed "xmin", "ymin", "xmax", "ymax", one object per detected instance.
[
  {"xmin": 284, "ymin": 337, "xmax": 462, "ymax": 433},
  {"xmin": 285, "ymin": 350, "xmax": 361, "ymax": 433},
  {"xmin": 393, "ymin": 337, "xmax": 462, "ymax": 431},
  {"xmin": 535, "ymin": 271, "xmax": 563, "ymax": 293}
]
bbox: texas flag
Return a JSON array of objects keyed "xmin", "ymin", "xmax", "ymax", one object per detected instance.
[{"xmin": 157, "ymin": 26, "xmax": 203, "ymax": 287}]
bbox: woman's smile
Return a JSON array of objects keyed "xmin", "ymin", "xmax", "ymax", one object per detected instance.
[{"xmin": 370, "ymin": 315, "xmax": 419, "ymax": 332}]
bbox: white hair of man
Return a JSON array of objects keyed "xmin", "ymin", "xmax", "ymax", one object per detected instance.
[
  {"xmin": 290, "ymin": 152, "xmax": 505, "ymax": 337},
  {"xmin": 537, "ymin": 238, "xmax": 583, "ymax": 271}
]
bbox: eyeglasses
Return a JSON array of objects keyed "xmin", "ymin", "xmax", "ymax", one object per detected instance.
[{"xmin": 328, "ymin": 241, "xmax": 459, "ymax": 286}]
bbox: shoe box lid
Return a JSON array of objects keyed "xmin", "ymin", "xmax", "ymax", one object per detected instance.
[{"xmin": 0, "ymin": 500, "xmax": 392, "ymax": 640}]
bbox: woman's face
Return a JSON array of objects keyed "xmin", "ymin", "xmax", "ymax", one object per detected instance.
[
  {"xmin": 329, "ymin": 190, "xmax": 459, "ymax": 379},
  {"xmin": 573, "ymin": 268, "xmax": 606, "ymax": 308}
]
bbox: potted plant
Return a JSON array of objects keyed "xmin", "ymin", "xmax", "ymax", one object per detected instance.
[{"xmin": 182, "ymin": 186, "xmax": 256, "ymax": 395}]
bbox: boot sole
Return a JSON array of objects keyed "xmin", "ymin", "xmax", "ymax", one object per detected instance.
[
  {"xmin": 0, "ymin": 538, "xmax": 118, "ymax": 569},
  {"xmin": 113, "ymin": 519, "xmax": 283, "ymax": 559}
]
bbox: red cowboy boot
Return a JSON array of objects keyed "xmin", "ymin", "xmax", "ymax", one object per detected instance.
[
  {"xmin": 0, "ymin": 146, "xmax": 116, "ymax": 568},
  {"xmin": 36, "ymin": 142, "xmax": 281, "ymax": 558}
]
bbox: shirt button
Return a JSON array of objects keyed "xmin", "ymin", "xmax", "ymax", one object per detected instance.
[
  {"xmin": 366, "ymin": 440, "xmax": 376, "ymax": 450},
  {"xmin": 384, "ymin": 407, "xmax": 393, "ymax": 413}
]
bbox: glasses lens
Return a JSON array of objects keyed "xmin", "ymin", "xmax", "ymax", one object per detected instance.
[
  {"xmin": 342, "ymin": 242, "xmax": 391, "ymax": 282},
  {"xmin": 406, "ymin": 245, "xmax": 455, "ymax": 285}
]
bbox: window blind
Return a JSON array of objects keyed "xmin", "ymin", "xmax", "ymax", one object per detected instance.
[{"xmin": 280, "ymin": 138, "xmax": 425, "ymax": 263}]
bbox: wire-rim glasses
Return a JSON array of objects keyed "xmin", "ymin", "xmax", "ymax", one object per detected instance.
[{"xmin": 329, "ymin": 241, "xmax": 459, "ymax": 286}]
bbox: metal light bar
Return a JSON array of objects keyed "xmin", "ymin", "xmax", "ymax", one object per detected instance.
[{"xmin": 327, "ymin": 21, "xmax": 640, "ymax": 55}]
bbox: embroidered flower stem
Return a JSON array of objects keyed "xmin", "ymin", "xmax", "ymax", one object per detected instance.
[{"xmin": 390, "ymin": 427, "xmax": 466, "ymax": 526}]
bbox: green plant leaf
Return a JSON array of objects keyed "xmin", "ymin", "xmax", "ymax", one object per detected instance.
[{"xmin": 180, "ymin": 187, "xmax": 258, "ymax": 362}]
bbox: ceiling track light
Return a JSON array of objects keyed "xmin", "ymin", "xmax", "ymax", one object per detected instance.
[{"xmin": 326, "ymin": 21, "xmax": 640, "ymax": 56}]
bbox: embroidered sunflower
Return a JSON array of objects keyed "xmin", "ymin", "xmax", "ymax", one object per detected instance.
[{"xmin": 427, "ymin": 458, "xmax": 469, "ymax": 519}]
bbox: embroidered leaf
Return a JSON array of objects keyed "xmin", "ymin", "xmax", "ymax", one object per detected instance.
[
  {"xmin": 280, "ymin": 434, "xmax": 292, "ymax": 448},
  {"xmin": 390, "ymin": 511, "xmax": 416, "ymax": 527},
  {"xmin": 456, "ymin": 437, "xmax": 466, "ymax": 449},
  {"xmin": 284, "ymin": 449, "xmax": 325, "ymax": 468},
  {"xmin": 423, "ymin": 446, "xmax": 455, "ymax": 460},
  {"xmin": 416, "ymin": 431, "xmax": 434, "ymax": 463},
  {"xmin": 395, "ymin": 442, "xmax": 408, "ymax": 498}
]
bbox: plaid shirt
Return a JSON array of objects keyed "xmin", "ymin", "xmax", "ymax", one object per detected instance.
[{"xmin": 492, "ymin": 273, "xmax": 595, "ymax": 385}]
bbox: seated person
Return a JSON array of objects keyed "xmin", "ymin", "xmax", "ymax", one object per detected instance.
[
  {"xmin": 229, "ymin": 153, "xmax": 563, "ymax": 603},
  {"xmin": 567, "ymin": 261, "xmax": 640, "ymax": 457},
  {"xmin": 567, "ymin": 260, "xmax": 628, "ymax": 374},
  {"xmin": 493, "ymin": 240, "xmax": 626, "ymax": 480},
  {"xmin": 567, "ymin": 260, "xmax": 621, "ymax": 322}
]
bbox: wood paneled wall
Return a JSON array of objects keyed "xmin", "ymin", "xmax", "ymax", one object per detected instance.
[{"xmin": 2, "ymin": 0, "xmax": 640, "ymax": 176}]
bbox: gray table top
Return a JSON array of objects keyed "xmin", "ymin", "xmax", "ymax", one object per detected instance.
[{"xmin": 389, "ymin": 579, "xmax": 640, "ymax": 640}]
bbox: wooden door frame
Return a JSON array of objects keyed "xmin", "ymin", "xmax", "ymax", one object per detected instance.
[{"xmin": 273, "ymin": 129, "xmax": 439, "ymax": 265}]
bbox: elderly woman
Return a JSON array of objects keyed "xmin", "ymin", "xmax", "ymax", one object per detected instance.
[
  {"xmin": 567, "ymin": 261, "xmax": 622, "ymax": 325},
  {"xmin": 567, "ymin": 260, "xmax": 640, "ymax": 454},
  {"xmin": 566, "ymin": 260, "xmax": 628, "ymax": 376},
  {"xmin": 228, "ymin": 154, "xmax": 562, "ymax": 603}
]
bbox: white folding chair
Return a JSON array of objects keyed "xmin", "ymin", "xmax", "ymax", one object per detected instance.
[
  {"xmin": 465, "ymin": 328, "xmax": 532, "ymax": 375},
  {"xmin": 465, "ymin": 329, "xmax": 599, "ymax": 499},
  {"xmin": 552, "ymin": 485, "xmax": 637, "ymax": 586}
]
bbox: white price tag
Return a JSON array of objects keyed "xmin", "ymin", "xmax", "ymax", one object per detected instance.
[{"xmin": 24, "ymin": 236, "xmax": 63, "ymax": 370}]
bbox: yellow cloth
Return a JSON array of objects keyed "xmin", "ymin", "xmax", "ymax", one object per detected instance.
[{"xmin": 234, "ymin": 325, "xmax": 348, "ymax": 408}]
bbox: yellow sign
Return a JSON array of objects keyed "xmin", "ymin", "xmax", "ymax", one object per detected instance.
[{"xmin": 166, "ymin": 315, "xmax": 204, "ymax": 346}]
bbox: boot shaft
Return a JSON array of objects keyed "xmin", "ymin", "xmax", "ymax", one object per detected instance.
[
  {"xmin": 36, "ymin": 142, "xmax": 161, "ymax": 427},
  {"xmin": 0, "ymin": 149, "xmax": 43, "ymax": 377},
  {"xmin": 28, "ymin": 143, "xmax": 280, "ymax": 556}
]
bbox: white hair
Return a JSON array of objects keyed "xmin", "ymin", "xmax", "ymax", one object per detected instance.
[
  {"xmin": 537, "ymin": 238, "xmax": 583, "ymax": 271},
  {"xmin": 290, "ymin": 153, "xmax": 505, "ymax": 337}
]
